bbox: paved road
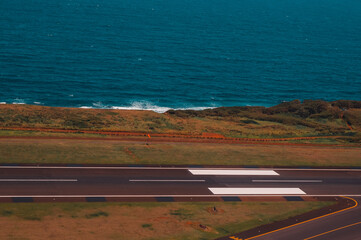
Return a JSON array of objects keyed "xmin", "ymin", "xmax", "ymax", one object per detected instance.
[
  {"xmin": 0, "ymin": 166, "xmax": 360, "ymax": 197},
  {"xmin": 245, "ymin": 197, "xmax": 361, "ymax": 240},
  {"xmin": 1, "ymin": 166, "xmax": 361, "ymax": 240}
]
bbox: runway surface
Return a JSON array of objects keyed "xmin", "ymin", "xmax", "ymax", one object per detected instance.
[
  {"xmin": 1, "ymin": 166, "xmax": 361, "ymax": 240},
  {"xmin": 0, "ymin": 166, "xmax": 360, "ymax": 197}
]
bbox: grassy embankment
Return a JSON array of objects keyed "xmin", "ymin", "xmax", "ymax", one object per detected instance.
[
  {"xmin": 1, "ymin": 100, "xmax": 361, "ymax": 166},
  {"xmin": 0, "ymin": 201, "xmax": 331, "ymax": 240},
  {"xmin": 0, "ymin": 100, "xmax": 361, "ymax": 140}
]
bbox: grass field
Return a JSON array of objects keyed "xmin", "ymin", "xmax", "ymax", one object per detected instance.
[
  {"xmin": 1, "ymin": 138, "xmax": 360, "ymax": 167},
  {"xmin": 1, "ymin": 102, "xmax": 360, "ymax": 140},
  {"xmin": 0, "ymin": 201, "xmax": 332, "ymax": 240}
]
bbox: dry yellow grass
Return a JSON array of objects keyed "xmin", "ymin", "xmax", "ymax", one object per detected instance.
[
  {"xmin": 0, "ymin": 201, "xmax": 330, "ymax": 240},
  {"xmin": 1, "ymin": 103, "xmax": 357, "ymax": 138}
]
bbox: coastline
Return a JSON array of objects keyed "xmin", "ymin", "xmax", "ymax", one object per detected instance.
[
  {"xmin": 0, "ymin": 99, "xmax": 361, "ymax": 112},
  {"xmin": 0, "ymin": 100, "xmax": 360, "ymax": 143},
  {"xmin": 0, "ymin": 101, "xmax": 217, "ymax": 113}
]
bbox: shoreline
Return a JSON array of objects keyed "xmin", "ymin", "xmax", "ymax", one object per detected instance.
[
  {"xmin": 1, "ymin": 99, "xmax": 361, "ymax": 112},
  {"xmin": 0, "ymin": 102, "xmax": 216, "ymax": 113},
  {"xmin": 0, "ymin": 100, "xmax": 360, "ymax": 144}
]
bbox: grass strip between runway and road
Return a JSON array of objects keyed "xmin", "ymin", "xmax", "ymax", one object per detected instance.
[
  {"xmin": 1, "ymin": 138, "xmax": 361, "ymax": 167},
  {"xmin": 0, "ymin": 201, "xmax": 332, "ymax": 240}
]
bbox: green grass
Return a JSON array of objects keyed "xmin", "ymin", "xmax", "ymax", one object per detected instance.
[
  {"xmin": 141, "ymin": 224, "xmax": 153, "ymax": 228},
  {"xmin": 85, "ymin": 211, "xmax": 109, "ymax": 219},
  {"xmin": 1, "ymin": 139, "xmax": 361, "ymax": 166},
  {"xmin": 169, "ymin": 208, "xmax": 194, "ymax": 220}
]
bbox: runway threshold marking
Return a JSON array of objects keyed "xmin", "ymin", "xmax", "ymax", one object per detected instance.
[
  {"xmin": 189, "ymin": 170, "xmax": 279, "ymax": 175},
  {"xmin": 244, "ymin": 196, "xmax": 358, "ymax": 240},
  {"xmin": 303, "ymin": 221, "xmax": 361, "ymax": 240},
  {"xmin": 129, "ymin": 179, "xmax": 206, "ymax": 182},
  {"xmin": 209, "ymin": 188, "xmax": 306, "ymax": 195},
  {"xmin": 0, "ymin": 179, "xmax": 78, "ymax": 182},
  {"xmin": 252, "ymin": 180, "xmax": 323, "ymax": 183}
]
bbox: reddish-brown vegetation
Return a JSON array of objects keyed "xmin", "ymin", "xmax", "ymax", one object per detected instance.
[{"xmin": 0, "ymin": 100, "xmax": 360, "ymax": 141}]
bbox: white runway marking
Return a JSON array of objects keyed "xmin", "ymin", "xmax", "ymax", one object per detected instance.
[
  {"xmin": 189, "ymin": 170, "xmax": 279, "ymax": 175},
  {"xmin": 209, "ymin": 188, "xmax": 306, "ymax": 195},
  {"xmin": 252, "ymin": 180, "xmax": 323, "ymax": 183},
  {"xmin": 129, "ymin": 179, "xmax": 205, "ymax": 182},
  {"xmin": 0, "ymin": 179, "xmax": 78, "ymax": 182}
]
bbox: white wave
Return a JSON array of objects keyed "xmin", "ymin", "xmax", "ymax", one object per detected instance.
[
  {"xmin": 79, "ymin": 101, "xmax": 216, "ymax": 113},
  {"xmin": 33, "ymin": 102, "xmax": 42, "ymax": 105},
  {"xmin": 0, "ymin": 102, "xmax": 6, "ymax": 104},
  {"xmin": 111, "ymin": 106, "xmax": 215, "ymax": 113},
  {"xmin": 176, "ymin": 106, "xmax": 215, "ymax": 111},
  {"xmin": 111, "ymin": 101, "xmax": 217, "ymax": 113},
  {"xmin": 111, "ymin": 101, "xmax": 171, "ymax": 113},
  {"xmin": 12, "ymin": 98, "xmax": 26, "ymax": 104},
  {"xmin": 92, "ymin": 101, "xmax": 107, "ymax": 108}
]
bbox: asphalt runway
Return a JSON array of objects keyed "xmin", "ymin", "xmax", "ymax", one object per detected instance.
[
  {"xmin": 1, "ymin": 166, "xmax": 361, "ymax": 240},
  {"xmin": 0, "ymin": 166, "xmax": 360, "ymax": 197}
]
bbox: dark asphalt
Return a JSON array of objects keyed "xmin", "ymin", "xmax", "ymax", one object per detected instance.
[
  {"xmin": 0, "ymin": 167, "xmax": 360, "ymax": 197},
  {"xmin": 246, "ymin": 197, "xmax": 361, "ymax": 240},
  {"xmin": 1, "ymin": 166, "xmax": 361, "ymax": 240}
]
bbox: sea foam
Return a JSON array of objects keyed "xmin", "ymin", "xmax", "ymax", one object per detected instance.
[{"xmin": 80, "ymin": 101, "xmax": 215, "ymax": 113}]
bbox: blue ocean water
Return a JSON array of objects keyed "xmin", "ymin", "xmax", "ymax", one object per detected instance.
[{"xmin": 1, "ymin": 0, "xmax": 361, "ymax": 112}]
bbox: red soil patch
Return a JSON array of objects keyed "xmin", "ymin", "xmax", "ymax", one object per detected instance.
[{"xmin": 201, "ymin": 132, "xmax": 225, "ymax": 139}]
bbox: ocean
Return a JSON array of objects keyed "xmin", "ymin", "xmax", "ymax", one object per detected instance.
[{"xmin": 1, "ymin": 0, "xmax": 361, "ymax": 112}]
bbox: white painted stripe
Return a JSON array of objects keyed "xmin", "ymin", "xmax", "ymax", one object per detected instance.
[
  {"xmin": 271, "ymin": 168, "xmax": 361, "ymax": 172},
  {"xmin": 0, "ymin": 179, "xmax": 78, "ymax": 182},
  {"xmin": 189, "ymin": 170, "xmax": 279, "ymax": 176},
  {"xmin": 0, "ymin": 166, "xmax": 186, "ymax": 170},
  {"xmin": 209, "ymin": 188, "xmax": 306, "ymax": 195},
  {"xmin": 1, "ymin": 194, "xmax": 360, "ymax": 197},
  {"xmin": 129, "ymin": 179, "xmax": 205, "ymax": 182},
  {"xmin": 252, "ymin": 180, "xmax": 323, "ymax": 183}
]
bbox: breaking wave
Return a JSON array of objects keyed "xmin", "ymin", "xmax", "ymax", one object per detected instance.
[{"xmin": 80, "ymin": 101, "xmax": 216, "ymax": 113}]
